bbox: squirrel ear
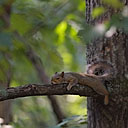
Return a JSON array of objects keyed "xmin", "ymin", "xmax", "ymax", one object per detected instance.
[
  {"xmin": 55, "ymin": 72, "xmax": 57, "ymax": 74},
  {"xmin": 61, "ymin": 71, "xmax": 64, "ymax": 77}
]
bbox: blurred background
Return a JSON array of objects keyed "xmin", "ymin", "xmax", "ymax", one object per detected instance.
[
  {"xmin": 0, "ymin": 0, "xmax": 128, "ymax": 127},
  {"xmin": 0, "ymin": 0, "xmax": 87, "ymax": 127}
]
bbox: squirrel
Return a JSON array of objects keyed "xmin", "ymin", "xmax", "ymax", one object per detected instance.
[
  {"xmin": 87, "ymin": 61, "xmax": 114, "ymax": 79},
  {"xmin": 51, "ymin": 62, "xmax": 113, "ymax": 105}
]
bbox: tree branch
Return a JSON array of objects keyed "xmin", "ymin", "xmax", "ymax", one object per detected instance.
[{"xmin": 0, "ymin": 83, "xmax": 97, "ymax": 101}]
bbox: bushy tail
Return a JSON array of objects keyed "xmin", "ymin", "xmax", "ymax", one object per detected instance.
[
  {"xmin": 87, "ymin": 61, "xmax": 114, "ymax": 79},
  {"xmin": 104, "ymin": 95, "xmax": 109, "ymax": 105}
]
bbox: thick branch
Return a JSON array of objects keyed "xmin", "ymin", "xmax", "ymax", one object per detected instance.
[{"xmin": 0, "ymin": 83, "xmax": 97, "ymax": 101}]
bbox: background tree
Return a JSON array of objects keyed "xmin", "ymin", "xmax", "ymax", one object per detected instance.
[
  {"xmin": 0, "ymin": 0, "xmax": 128, "ymax": 128},
  {"xmin": 0, "ymin": 0, "xmax": 86, "ymax": 127}
]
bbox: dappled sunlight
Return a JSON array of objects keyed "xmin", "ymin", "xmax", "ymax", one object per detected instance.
[
  {"xmin": 105, "ymin": 26, "xmax": 116, "ymax": 37},
  {"xmin": 92, "ymin": 7, "xmax": 105, "ymax": 18},
  {"xmin": 66, "ymin": 95, "xmax": 87, "ymax": 115},
  {"xmin": 0, "ymin": 118, "xmax": 13, "ymax": 128},
  {"xmin": 55, "ymin": 21, "xmax": 67, "ymax": 44},
  {"xmin": 2, "ymin": 125, "xmax": 13, "ymax": 128},
  {"xmin": 0, "ymin": 0, "xmax": 128, "ymax": 127},
  {"xmin": 122, "ymin": 6, "xmax": 128, "ymax": 17},
  {"xmin": 57, "ymin": 45, "xmax": 72, "ymax": 68},
  {"xmin": 93, "ymin": 23, "xmax": 106, "ymax": 35}
]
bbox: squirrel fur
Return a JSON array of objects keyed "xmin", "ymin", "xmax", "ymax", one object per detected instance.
[
  {"xmin": 51, "ymin": 72, "xmax": 109, "ymax": 105},
  {"xmin": 87, "ymin": 61, "xmax": 114, "ymax": 79},
  {"xmin": 51, "ymin": 62, "xmax": 113, "ymax": 105}
]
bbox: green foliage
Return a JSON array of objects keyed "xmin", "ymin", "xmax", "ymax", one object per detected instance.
[
  {"xmin": 52, "ymin": 115, "xmax": 87, "ymax": 128},
  {"xmin": 109, "ymin": 14, "xmax": 128, "ymax": 32},
  {"xmin": 11, "ymin": 14, "xmax": 32, "ymax": 34},
  {"xmin": 0, "ymin": 0, "xmax": 128, "ymax": 127},
  {"xmin": 0, "ymin": 0, "xmax": 87, "ymax": 127},
  {"xmin": 78, "ymin": 23, "xmax": 106, "ymax": 44},
  {"xmin": 0, "ymin": 32, "xmax": 13, "ymax": 50},
  {"xmin": 92, "ymin": 7, "xmax": 106, "ymax": 18},
  {"xmin": 13, "ymin": 97, "xmax": 56, "ymax": 128},
  {"xmin": 78, "ymin": 5, "xmax": 128, "ymax": 43},
  {"xmin": 102, "ymin": 0, "xmax": 124, "ymax": 9}
]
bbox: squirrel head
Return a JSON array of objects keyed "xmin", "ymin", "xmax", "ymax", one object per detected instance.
[{"xmin": 51, "ymin": 72, "xmax": 65, "ymax": 84}]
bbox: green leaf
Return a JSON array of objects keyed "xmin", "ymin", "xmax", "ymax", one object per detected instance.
[
  {"xmin": 102, "ymin": 0, "xmax": 124, "ymax": 9},
  {"xmin": 0, "ymin": 32, "xmax": 13, "ymax": 49},
  {"xmin": 78, "ymin": 24, "xmax": 93, "ymax": 44},
  {"xmin": 110, "ymin": 14, "xmax": 128, "ymax": 32},
  {"xmin": 92, "ymin": 7, "xmax": 106, "ymax": 18},
  {"xmin": 78, "ymin": 23, "xmax": 101, "ymax": 44},
  {"xmin": 11, "ymin": 14, "xmax": 32, "ymax": 34},
  {"xmin": 121, "ymin": 17, "xmax": 128, "ymax": 32},
  {"xmin": 0, "ymin": 0, "xmax": 7, "ymax": 4},
  {"xmin": 78, "ymin": 22, "xmax": 106, "ymax": 44}
]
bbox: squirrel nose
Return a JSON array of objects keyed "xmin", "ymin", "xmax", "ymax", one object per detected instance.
[
  {"xmin": 51, "ymin": 78, "xmax": 53, "ymax": 84},
  {"xmin": 51, "ymin": 80, "xmax": 54, "ymax": 84},
  {"xmin": 51, "ymin": 81, "xmax": 57, "ymax": 84}
]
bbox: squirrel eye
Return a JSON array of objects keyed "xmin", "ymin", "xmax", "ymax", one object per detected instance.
[{"xmin": 56, "ymin": 77, "xmax": 60, "ymax": 80}]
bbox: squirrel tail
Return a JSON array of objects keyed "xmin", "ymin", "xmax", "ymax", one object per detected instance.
[
  {"xmin": 87, "ymin": 61, "xmax": 114, "ymax": 79},
  {"xmin": 104, "ymin": 95, "xmax": 109, "ymax": 105}
]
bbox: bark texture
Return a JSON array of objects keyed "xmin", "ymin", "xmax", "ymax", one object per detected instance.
[
  {"xmin": 86, "ymin": 0, "xmax": 128, "ymax": 128},
  {"xmin": 0, "ymin": 83, "xmax": 99, "ymax": 101}
]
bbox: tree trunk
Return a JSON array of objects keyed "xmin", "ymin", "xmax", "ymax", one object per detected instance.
[
  {"xmin": 0, "ymin": 101, "xmax": 12, "ymax": 124},
  {"xmin": 85, "ymin": 0, "xmax": 128, "ymax": 128},
  {"xmin": 0, "ymin": 69, "xmax": 12, "ymax": 124},
  {"xmin": 0, "ymin": 2, "xmax": 13, "ymax": 124}
]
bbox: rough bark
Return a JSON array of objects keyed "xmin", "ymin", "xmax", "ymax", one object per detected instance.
[
  {"xmin": 85, "ymin": 0, "xmax": 128, "ymax": 128},
  {"xmin": 0, "ymin": 81, "xmax": 127, "ymax": 101},
  {"xmin": 0, "ymin": 83, "xmax": 99, "ymax": 101}
]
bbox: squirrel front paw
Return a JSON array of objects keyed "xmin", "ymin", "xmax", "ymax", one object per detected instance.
[{"xmin": 67, "ymin": 85, "xmax": 73, "ymax": 91}]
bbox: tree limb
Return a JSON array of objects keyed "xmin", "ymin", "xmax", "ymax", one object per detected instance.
[{"xmin": 0, "ymin": 83, "xmax": 97, "ymax": 102}]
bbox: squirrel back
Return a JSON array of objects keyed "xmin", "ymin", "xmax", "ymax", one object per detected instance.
[{"xmin": 51, "ymin": 71, "xmax": 109, "ymax": 105}]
